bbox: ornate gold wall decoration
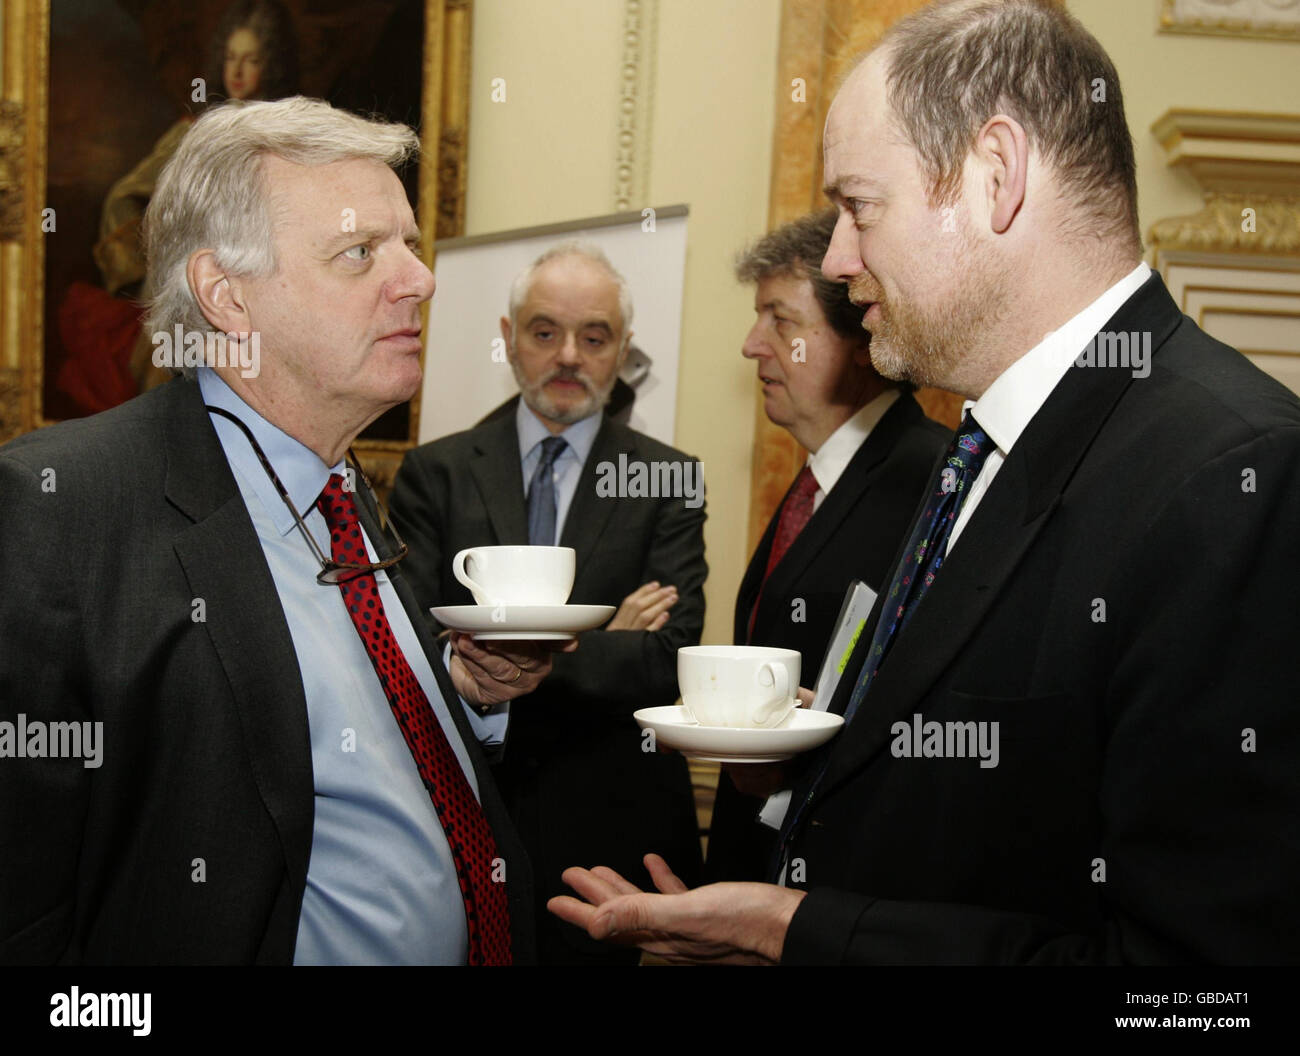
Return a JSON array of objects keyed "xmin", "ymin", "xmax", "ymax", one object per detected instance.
[
  {"xmin": 614, "ymin": 0, "xmax": 659, "ymax": 212},
  {"xmin": 1150, "ymin": 194, "xmax": 1300, "ymax": 256},
  {"xmin": 1149, "ymin": 109, "xmax": 1300, "ymax": 257},
  {"xmin": 0, "ymin": 366, "xmax": 22, "ymax": 444},
  {"xmin": 1160, "ymin": 0, "xmax": 1300, "ymax": 42},
  {"xmin": 1149, "ymin": 109, "xmax": 1300, "ymax": 397},
  {"xmin": 0, "ymin": 102, "xmax": 25, "ymax": 242}
]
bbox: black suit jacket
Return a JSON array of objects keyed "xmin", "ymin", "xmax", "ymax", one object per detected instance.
[
  {"xmin": 706, "ymin": 392, "xmax": 948, "ymax": 881},
  {"xmin": 0, "ymin": 377, "xmax": 534, "ymax": 965},
  {"xmin": 778, "ymin": 273, "xmax": 1300, "ymax": 965},
  {"xmin": 389, "ymin": 401, "xmax": 707, "ymax": 962}
]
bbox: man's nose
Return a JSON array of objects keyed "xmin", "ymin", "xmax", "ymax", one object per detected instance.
[
  {"xmin": 557, "ymin": 333, "xmax": 581, "ymax": 365},
  {"xmin": 822, "ymin": 211, "xmax": 864, "ymax": 282},
  {"xmin": 741, "ymin": 321, "xmax": 768, "ymax": 360},
  {"xmin": 395, "ymin": 251, "xmax": 436, "ymax": 304}
]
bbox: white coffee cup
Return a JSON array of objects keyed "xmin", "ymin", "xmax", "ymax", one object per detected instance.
[
  {"xmin": 452, "ymin": 545, "xmax": 576, "ymax": 607},
  {"xmin": 677, "ymin": 645, "xmax": 801, "ymax": 729}
]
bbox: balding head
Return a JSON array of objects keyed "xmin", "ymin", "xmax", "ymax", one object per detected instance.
[
  {"xmin": 870, "ymin": 0, "xmax": 1140, "ymax": 253},
  {"xmin": 819, "ymin": 0, "xmax": 1144, "ymax": 398}
]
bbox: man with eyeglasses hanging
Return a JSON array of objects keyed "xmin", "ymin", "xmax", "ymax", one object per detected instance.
[{"xmin": 0, "ymin": 97, "xmax": 558, "ymax": 965}]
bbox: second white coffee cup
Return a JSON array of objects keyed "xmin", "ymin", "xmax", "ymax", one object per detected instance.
[
  {"xmin": 452, "ymin": 545, "xmax": 575, "ymax": 606},
  {"xmin": 677, "ymin": 645, "xmax": 801, "ymax": 729}
]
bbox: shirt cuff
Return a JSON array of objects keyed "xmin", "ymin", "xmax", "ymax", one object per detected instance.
[{"xmin": 443, "ymin": 641, "xmax": 510, "ymax": 747}]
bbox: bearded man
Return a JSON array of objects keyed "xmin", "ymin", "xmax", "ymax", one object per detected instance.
[{"xmin": 390, "ymin": 242, "xmax": 707, "ymax": 965}]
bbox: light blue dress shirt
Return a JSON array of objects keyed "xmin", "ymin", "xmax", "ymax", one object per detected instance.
[
  {"xmin": 516, "ymin": 399, "xmax": 602, "ymax": 543},
  {"xmin": 198, "ymin": 369, "xmax": 501, "ymax": 965}
]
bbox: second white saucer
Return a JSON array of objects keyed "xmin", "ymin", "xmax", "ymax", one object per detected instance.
[
  {"xmin": 633, "ymin": 705, "xmax": 845, "ymax": 763},
  {"xmin": 431, "ymin": 603, "xmax": 615, "ymax": 640}
]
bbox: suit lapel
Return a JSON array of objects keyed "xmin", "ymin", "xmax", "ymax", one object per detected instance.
[
  {"xmin": 469, "ymin": 410, "xmax": 529, "ymax": 545},
  {"xmin": 813, "ymin": 274, "xmax": 1185, "ymax": 803},
  {"xmin": 163, "ymin": 380, "xmax": 314, "ymax": 886},
  {"xmin": 733, "ymin": 512, "xmax": 777, "ymax": 644},
  {"xmin": 558, "ymin": 416, "xmax": 622, "ymax": 588},
  {"xmin": 759, "ymin": 394, "xmax": 925, "ymax": 614}
]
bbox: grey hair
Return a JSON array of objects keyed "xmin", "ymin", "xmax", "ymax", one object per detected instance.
[
  {"xmin": 507, "ymin": 240, "xmax": 634, "ymax": 343},
  {"xmin": 735, "ymin": 208, "xmax": 867, "ymax": 343},
  {"xmin": 142, "ymin": 95, "xmax": 420, "ymax": 372}
]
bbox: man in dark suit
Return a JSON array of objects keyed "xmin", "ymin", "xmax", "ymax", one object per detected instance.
[
  {"xmin": 0, "ymin": 97, "xmax": 555, "ymax": 965},
  {"xmin": 706, "ymin": 209, "xmax": 947, "ymax": 881},
  {"xmin": 389, "ymin": 243, "xmax": 707, "ymax": 964},
  {"xmin": 550, "ymin": 0, "xmax": 1300, "ymax": 964}
]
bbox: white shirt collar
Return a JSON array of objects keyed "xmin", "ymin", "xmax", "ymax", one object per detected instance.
[
  {"xmin": 807, "ymin": 388, "xmax": 901, "ymax": 496},
  {"xmin": 965, "ymin": 262, "xmax": 1151, "ymax": 456}
]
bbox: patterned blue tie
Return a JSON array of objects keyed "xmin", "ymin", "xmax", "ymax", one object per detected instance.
[
  {"xmin": 772, "ymin": 412, "xmax": 993, "ymax": 878},
  {"xmin": 841, "ymin": 411, "xmax": 993, "ymax": 724},
  {"xmin": 527, "ymin": 435, "xmax": 568, "ymax": 545}
]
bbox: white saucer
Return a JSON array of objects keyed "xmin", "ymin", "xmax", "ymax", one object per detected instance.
[
  {"xmin": 633, "ymin": 705, "xmax": 845, "ymax": 763},
  {"xmin": 431, "ymin": 603, "xmax": 615, "ymax": 640}
]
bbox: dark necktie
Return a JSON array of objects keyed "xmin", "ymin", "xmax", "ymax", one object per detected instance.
[
  {"xmin": 316, "ymin": 473, "xmax": 512, "ymax": 965},
  {"xmin": 747, "ymin": 465, "xmax": 819, "ymax": 642},
  {"xmin": 527, "ymin": 436, "xmax": 568, "ymax": 546},
  {"xmin": 842, "ymin": 411, "xmax": 993, "ymax": 723},
  {"xmin": 773, "ymin": 413, "xmax": 993, "ymax": 875}
]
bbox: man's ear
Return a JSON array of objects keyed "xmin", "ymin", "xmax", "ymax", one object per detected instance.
[
  {"xmin": 499, "ymin": 315, "xmax": 514, "ymax": 357},
  {"xmin": 617, "ymin": 329, "xmax": 634, "ymax": 370},
  {"xmin": 977, "ymin": 114, "xmax": 1028, "ymax": 235},
  {"xmin": 188, "ymin": 249, "xmax": 251, "ymax": 334}
]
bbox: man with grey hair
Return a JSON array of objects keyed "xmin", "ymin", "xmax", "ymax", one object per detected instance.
[
  {"xmin": 0, "ymin": 96, "xmax": 557, "ymax": 965},
  {"xmin": 390, "ymin": 241, "xmax": 708, "ymax": 965},
  {"xmin": 552, "ymin": 0, "xmax": 1300, "ymax": 965}
]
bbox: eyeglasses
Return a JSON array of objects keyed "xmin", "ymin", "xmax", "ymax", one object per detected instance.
[{"xmin": 205, "ymin": 404, "xmax": 409, "ymax": 584}]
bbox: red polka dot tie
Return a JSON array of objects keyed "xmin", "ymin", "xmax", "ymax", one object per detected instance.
[
  {"xmin": 747, "ymin": 464, "xmax": 819, "ymax": 642},
  {"xmin": 317, "ymin": 473, "xmax": 512, "ymax": 965}
]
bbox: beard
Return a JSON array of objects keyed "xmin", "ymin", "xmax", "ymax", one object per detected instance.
[
  {"xmin": 511, "ymin": 358, "xmax": 617, "ymax": 425},
  {"xmin": 849, "ymin": 237, "xmax": 1013, "ymax": 392}
]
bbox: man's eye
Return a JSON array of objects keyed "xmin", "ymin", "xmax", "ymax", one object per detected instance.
[
  {"xmin": 343, "ymin": 244, "xmax": 371, "ymax": 262},
  {"xmin": 584, "ymin": 335, "xmax": 607, "ymax": 347},
  {"xmin": 534, "ymin": 330, "xmax": 553, "ymax": 341},
  {"xmin": 774, "ymin": 316, "xmax": 792, "ymax": 326}
]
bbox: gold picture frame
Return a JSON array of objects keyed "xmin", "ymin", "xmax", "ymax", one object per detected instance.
[
  {"xmin": 0, "ymin": 0, "xmax": 473, "ymax": 490},
  {"xmin": 1159, "ymin": 0, "xmax": 1300, "ymax": 42}
]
